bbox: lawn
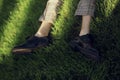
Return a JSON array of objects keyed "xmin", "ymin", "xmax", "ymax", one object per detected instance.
[{"xmin": 0, "ymin": 0, "xmax": 120, "ymax": 80}]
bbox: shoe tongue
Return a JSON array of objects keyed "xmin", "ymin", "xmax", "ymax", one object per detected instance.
[
  {"xmin": 34, "ymin": 36, "xmax": 47, "ymax": 42},
  {"xmin": 28, "ymin": 36, "xmax": 47, "ymax": 43},
  {"xmin": 79, "ymin": 34, "xmax": 92, "ymax": 43}
]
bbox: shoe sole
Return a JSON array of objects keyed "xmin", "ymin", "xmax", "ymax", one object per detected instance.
[
  {"xmin": 12, "ymin": 49, "xmax": 32, "ymax": 54},
  {"xmin": 12, "ymin": 44, "xmax": 48, "ymax": 54}
]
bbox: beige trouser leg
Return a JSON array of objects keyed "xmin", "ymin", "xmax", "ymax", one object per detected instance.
[{"xmin": 39, "ymin": 0, "xmax": 62, "ymax": 24}]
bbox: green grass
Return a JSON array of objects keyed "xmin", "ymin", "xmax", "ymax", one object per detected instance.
[{"xmin": 0, "ymin": 0, "xmax": 120, "ymax": 80}]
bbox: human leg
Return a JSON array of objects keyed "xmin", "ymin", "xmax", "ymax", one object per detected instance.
[
  {"xmin": 35, "ymin": 0, "xmax": 62, "ymax": 37},
  {"xmin": 70, "ymin": 0, "xmax": 100, "ymax": 61},
  {"xmin": 75, "ymin": 0, "xmax": 96, "ymax": 36},
  {"xmin": 80, "ymin": 15, "xmax": 91, "ymax": 36},
  {"xmin": 12, "ymin": 0, "xmax": 62, "ymax": 54},
  {"xmin": 35, "ymin": 21, "xmax": 52, "ymax": 37}
]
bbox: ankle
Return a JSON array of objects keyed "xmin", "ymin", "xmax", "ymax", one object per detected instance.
[
  {"xmin": 79, "ymin": 32, "xmax": 90, "ymax": 36},
  {"xmin": 35, "ymin": 32, "xmax": 48, "ymax": 37}
]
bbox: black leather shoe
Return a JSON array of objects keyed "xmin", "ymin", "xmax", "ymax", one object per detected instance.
[
  {"xmin": 12, "ymin": 36, "xmax": 49, "ymax": 54},
  {"xmin": 70, "ymin": 34, "xmax": 100, "ymax": 61}
]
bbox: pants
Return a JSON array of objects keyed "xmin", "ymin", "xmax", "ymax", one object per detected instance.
[{"xmin": 39, "ymin": 0, "xmax": 96, "ymax": 24}]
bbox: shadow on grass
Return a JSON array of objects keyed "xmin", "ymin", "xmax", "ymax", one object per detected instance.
[
  {"xmin": 13, "ymin": 0, "xmax": 47, "ymax": 45},
  {"xmin": 0, "ymin": 0, "xmax": 120, "ymax": 80},
  {"xmin": 11, "ymin": 0, "xmax": 94, "ymax": 79},
  {"xmin": 0, "ymin": 0, "xmax": 17, "ymax": 64},
  {"xmin": 0, "ymin": 0, "xmax": 17, "ymax": 36},
  {"xmin": 93, "ymin": 0, "xmax": 120, "ymax": 58},
  {"xmin": 90, "ymin": 1, "xmax": 120, "ymax": 80}
]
